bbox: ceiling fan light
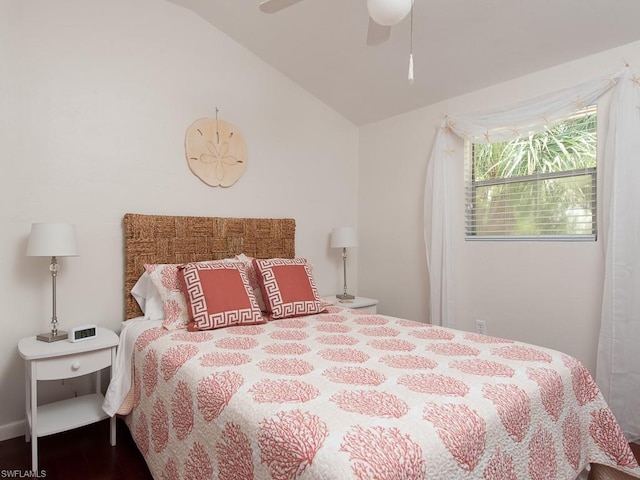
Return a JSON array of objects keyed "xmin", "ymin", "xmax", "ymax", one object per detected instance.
[{"xmin": 367, "ymin": 0, "xmax": 412, "ymax": 26}]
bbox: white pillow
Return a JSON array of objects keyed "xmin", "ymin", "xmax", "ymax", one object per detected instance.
[{"xmin": 131, "ymin": 272, "xmax": 164, "ymax": 320}]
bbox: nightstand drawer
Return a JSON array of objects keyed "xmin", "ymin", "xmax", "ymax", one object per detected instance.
[
  {"xmin": 323, "ymin": 296, "xmax": 379, "ymax": 313},
  {"xmin": 36, "ymin": 349, "xmax": 112, "ymax": 381},
  {"xmin": 358, "ymin": 304, "xmax": 378, "ymax": 314}
]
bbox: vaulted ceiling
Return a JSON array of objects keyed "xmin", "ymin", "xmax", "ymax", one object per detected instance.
[{"xmin": 167, "ymin": 0, "xmax": 640, "ymax": 125}]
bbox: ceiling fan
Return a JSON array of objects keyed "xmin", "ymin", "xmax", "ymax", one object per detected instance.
[{"xmin": 258, "ymin": 0, "xmax": 413, "ymax": 46}]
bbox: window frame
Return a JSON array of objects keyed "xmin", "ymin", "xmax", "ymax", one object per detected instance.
[{"xmin": 465, "ymin": 108, "xmax": 598, "ymax": 242}]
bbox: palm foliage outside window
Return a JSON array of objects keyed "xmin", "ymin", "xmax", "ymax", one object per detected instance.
[{"xmin": 466, "ymin": 106, "xmax": 597, "ymax": 240}]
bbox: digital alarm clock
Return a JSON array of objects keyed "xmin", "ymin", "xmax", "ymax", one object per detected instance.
[{"xmin": 69, "ymin": 324, "xmax": 98, "ymax": 342}]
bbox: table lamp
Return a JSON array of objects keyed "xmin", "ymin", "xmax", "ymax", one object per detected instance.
[
  {"xmin": 330, "ymin": 226, "xmax": 358, "ymax": 300},
  {"xmin": 26, "ymin": 223, "xmax": 79, "ymax": 342}
]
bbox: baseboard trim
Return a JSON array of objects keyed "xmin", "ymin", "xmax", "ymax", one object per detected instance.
[{"xmin": 0, "ymin": 419, "xmax": 25, "ymax": 441}]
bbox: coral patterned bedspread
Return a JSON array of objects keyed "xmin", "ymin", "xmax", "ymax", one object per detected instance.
[{"xmin": 124, "ymin": 305, "xmax": 640, "ymax": 480}]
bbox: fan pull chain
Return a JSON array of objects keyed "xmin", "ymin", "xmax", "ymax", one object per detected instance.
[
  {"xmin": 408, "ymin": 1, "xmax": 414, "ymax": 85},
  {"xmin": 409, "ymin": 54, "xmax": 414, "ymax": 85}
]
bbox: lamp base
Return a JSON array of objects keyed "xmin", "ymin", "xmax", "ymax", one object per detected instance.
[
  {"xmin": 336, "ymin": 293, "xmax": 355, "ymax": 300},
  {"xmin": 37, "ymin": 330, "xmax": 68, "ymax": 343}
]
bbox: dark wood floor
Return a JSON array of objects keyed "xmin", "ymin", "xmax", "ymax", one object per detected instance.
[
  {"xmin": 0, "ymin": 420, "xmax": 638, "ymax": 480},
  {"xmin": 0, "ymin": 418, "xmax": 152, "ymax": 480}
]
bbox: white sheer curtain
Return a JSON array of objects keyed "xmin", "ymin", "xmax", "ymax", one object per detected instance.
[
  {"xmin": 596, "ymin": 68, "xmax": 640, "ymax": 442},
  {"xmin": 424, "ymin": 67, "xmax": 640, "ymax": 440}
]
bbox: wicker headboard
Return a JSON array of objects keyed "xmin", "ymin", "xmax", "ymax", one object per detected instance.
[{"xmin": 123, "ymin": 213, "xmax": 296, "ymax": 319}]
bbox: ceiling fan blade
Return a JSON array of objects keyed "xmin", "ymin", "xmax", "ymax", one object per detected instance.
[
  {"xmin": 259, "ymin": 0, "xmax": 305, "ymax": 14},
  {"xmin": 366, "ymin": 17, "xmax": 391, "ymax": 46}
]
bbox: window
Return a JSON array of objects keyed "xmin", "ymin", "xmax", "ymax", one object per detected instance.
[{"xmin": 465, "ymin": 106, "xmax": 597, "ymax": 241}]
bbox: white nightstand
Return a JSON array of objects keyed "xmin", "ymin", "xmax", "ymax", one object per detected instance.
[
  {"xmin": 323, "ymin": 296, "xmax": 379, "ymax": 313},
  {"xmin": 18, "ymin": 327, "xmax": 118, "ymax": 472}
]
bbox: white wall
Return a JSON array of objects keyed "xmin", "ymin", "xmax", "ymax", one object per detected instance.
[
  {"xmin": 359, "ymin": 40, "xmax": 640, "ymax": 376},
  {"xmin": 0, "ymin": 0, "xmax": 358, "ymax": 439}
]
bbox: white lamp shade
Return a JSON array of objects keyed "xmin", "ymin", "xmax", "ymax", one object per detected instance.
[
  {"xmin": 331, "ymin": 226, "xmax": 358, "ymax": 249},
  {"xmin": 26, "ymin": 223, "xmax": 79, "ymax": 257},
  {"xmin": 367, "ymin": 0, "xmax": 412, "ymax": 26}
]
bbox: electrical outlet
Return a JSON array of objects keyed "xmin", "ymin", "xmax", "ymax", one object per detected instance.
[{"xmin": 475, "ymin": 319, "xmax": 487, "ymax": 335}]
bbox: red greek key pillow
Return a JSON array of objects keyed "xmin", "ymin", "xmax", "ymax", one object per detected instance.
[
  {"xmin": 179, "ymin": 262, "xmax": 265, "ymax": 330},
  {"xmin": 253, "ymin": 258, "xmax": 326, "ymax": 319}
]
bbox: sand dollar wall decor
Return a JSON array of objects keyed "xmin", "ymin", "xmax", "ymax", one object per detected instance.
[{"xmin": 185, "ymin": 115, "xmax": 247, "ymax": 187}]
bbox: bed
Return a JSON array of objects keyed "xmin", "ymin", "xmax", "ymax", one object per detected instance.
[{"xmin": 105, "ymin": 213, "xmax": 640, "ymax": 480}]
